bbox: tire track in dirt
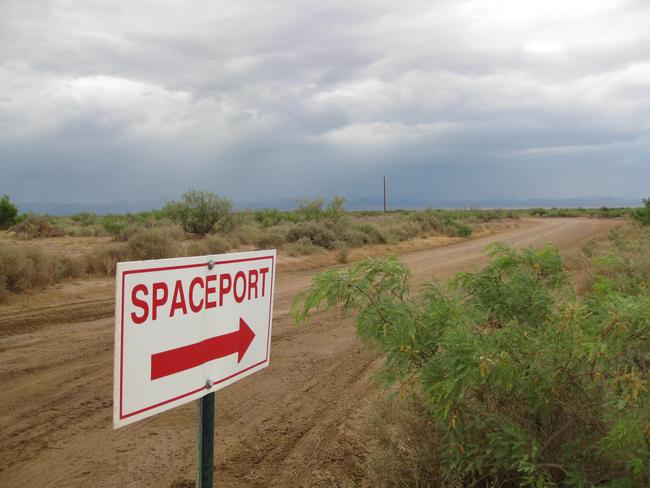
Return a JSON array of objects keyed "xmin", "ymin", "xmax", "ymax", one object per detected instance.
[
  {"xmin": 0, "ymin": 218, "xmax": 614, "ymax": 487},
  {"xmin": 0, "ymin": 298, "xmax": 115, "ymax": 338}
]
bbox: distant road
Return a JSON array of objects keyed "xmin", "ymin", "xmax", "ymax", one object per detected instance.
[{"xmin": 0, "ymin": 218, "xmax": 613, "ymax": 487}]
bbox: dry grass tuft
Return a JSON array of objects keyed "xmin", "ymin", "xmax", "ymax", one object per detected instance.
[
  {"xmin": 285, "ymin": 237, "xmax": 324, "ymax": 256},
  {"xmin": 0, "ymin": 243, "xmax": 86, "ymax": 301},
  {"xmin": 363, "ymin": 393, "xmax": 449, "ymax": 488},
  {"xmin": 13, "ymin": 216, "xmax": 66, "ymax": 239},
  {"xmin": 84, "ymin": 243, "xmax": 127, "ymax": 277},
  {"xmin": 126, "ymin": 228, "xmax": 179, "ymax": 261}
]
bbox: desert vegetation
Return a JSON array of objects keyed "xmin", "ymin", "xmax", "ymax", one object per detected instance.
[
  {"xmin": 0, "ymin": 191, "xmax": 641, "ymax": 303},
  {"xmin": 0, "ymin": 192, "xmax": 515, "ymax": 302},
  {"xmin": 294, "ymin": 221, "xmax": 650, "ymax": 486},
  {"xmin": 0, "ymin": 194, "xmax": 19, "ymax": 229}
]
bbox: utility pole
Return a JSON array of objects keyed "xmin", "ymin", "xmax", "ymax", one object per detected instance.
[{"xmin": 383, "ymin": 175, "xmax": 387, "ymax": 213}]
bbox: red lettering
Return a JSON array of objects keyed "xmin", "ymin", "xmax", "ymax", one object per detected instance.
[
  {"xmin": 131, "ymin": 284, "xmax": 149, "ymax": 324},
  {"xmin": 205, "ymin": 275, "xmax": 217, "ymax": 309},
  {"xmin": 260, "ymin": 267, "xmax": 269, "ymax": 297},
  {"xmin": 219, "ymin": 273, "xmax": 232, "ymax": 306},
  {"xmin": 169, "ymin": 280, "xmax": 188, "ymax": 317},
  {"xmin": 152, "ymin": 282, "xmax": 168, "ymax": 321},
  {"xmin": 248, "ymin": 269, "xmax": 259, "ymax": 300},
  {"xmin": 234, "ymin": 271, "xmax": 246, "ymax": 303},
  {"xmin": 190, "ymin": 277, "xmax": 205, "ymax": 313}
]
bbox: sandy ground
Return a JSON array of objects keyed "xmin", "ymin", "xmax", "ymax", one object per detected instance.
[{"xmin": 0, "ymin": 218, "xmax": 613, "ymax": 487}]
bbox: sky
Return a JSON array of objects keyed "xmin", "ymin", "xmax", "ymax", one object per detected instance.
[{"xmin": 1, "ymin": 0, "xmax": 649, "ymax": 207}]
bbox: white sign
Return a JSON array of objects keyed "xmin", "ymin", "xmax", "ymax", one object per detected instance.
[{"xmin": 113, "ymin": 250, "xmax": 276, "ymax": 428}]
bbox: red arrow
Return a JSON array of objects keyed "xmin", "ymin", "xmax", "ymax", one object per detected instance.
[{"xmin": 150, "ymin": 317, "xmax": 256, "ymax": 380}]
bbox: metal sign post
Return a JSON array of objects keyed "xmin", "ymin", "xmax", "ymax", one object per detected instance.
[
  {"xmin": 197, "ymin": 391, "xmax": 215, "ymax": 488},
  {"xmin": 113, "ymin": 249, "xmax": 277, "ymax": 487}
]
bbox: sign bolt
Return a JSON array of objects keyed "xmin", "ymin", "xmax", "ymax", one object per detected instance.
[
  {"xmin": 207, "ymin": 259, "xmax": 215, "ymax": 270},
  {"xmin": 205, "ymin": 379, "xmax": 213, "ymax": 390}
]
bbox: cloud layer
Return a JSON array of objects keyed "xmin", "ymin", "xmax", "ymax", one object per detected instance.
[{"xmin": 1, "ymin": 0, "xmax": 649, "ymax": 205}]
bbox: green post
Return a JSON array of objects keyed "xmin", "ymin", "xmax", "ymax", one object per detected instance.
[{"xmin": 197, "ymin": 392, "xmax": 215, "ymax": 488}]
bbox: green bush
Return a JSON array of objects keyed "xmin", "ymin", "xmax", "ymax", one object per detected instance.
[
  {"xmin": 164, "ymin": 190, "xmax": 233, "ymax": 235},
  {"xmin": 294, "ymin": 244, "xmax": 650, "ymax": 486},
  {"xmin": 254, "ymin": 208, "xmax": 286, "ymax": 227},
  {"xmin": 70, "ymin": 212, "xmax": 98, "ymax": 226},
  {"xmin": 633, "ymin": 198, "xmax": 650, "ymax": 226},
  {"xmin": 285, "ymin": 222, "xmax": 337, "ymax": 249},
  {"xmin": 353, "ymin": 222, "xmax": 388, "ymax": 245},
  {"xmin": 409, "ymin": 209, "xmax": 442, "ymax": 234},
  {"xmin": 455, "ymin": 223, "xmax": 473, "ymax": 237},
  {"xmin": 295, "ymin": 198, "xmax": 324, "ymax": 221},
  {"xmin": 101, "ymin": 215, "xmax": 129, "ymax": 240},
  {"xmin": 0, "ymin": 195, "xmax": 18, "ymax": 229},
  {"xmin": 325, "ymin": 195, "xmax": 347, "ymax": 221}
]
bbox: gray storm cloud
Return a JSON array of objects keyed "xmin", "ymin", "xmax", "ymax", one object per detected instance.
[{"xmin": 0, "ymin": 0, "xmax": 649, "ymax": 206}]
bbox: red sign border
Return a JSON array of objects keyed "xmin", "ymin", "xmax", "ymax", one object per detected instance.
[{"xmin": 118, "ymin": 255, "xmax": 275, "ymax": 420}]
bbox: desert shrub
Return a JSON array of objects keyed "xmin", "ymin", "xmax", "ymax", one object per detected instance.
[
  {"xmin": 70, "ymin": 212, "xmax": 98, "ymax": 226},
  {"xmin": 0, "ymin": 243, "xmax": 85, "ymax": 299},
  {"xmin": 285, "ymin": 237, "xmax": 323, "ymax": 256},
  {"xmin": 632, "ymin": 198, "xmax": 650, "ymax": 226},
  {"xmin": 85, "ymin": 244, "xmax": 127, "ymax": 276},
  {"xmin": 295, "ymin": 198, "xmax": 324, "ymax": 221},
  {"xmin": 164, "ymin": 190, "xmax": 233, "ymax": 235},
  {"xmin": 294, "ymin": 244, "xmax": 650, "ymax": 486},
  {"xmin": 529, "ymin": 207, "xmax": 548, "ymax": 216},
  {"xmin": 232, "ymin": 223, "xmax": 266, "ymax": 246},
  {"xmin": 61, "ymin": 224, "xmax": 105, "ymax": 237},
  {"xmin": 101, "ymin": 215, "xmax": 130, "ymax": 240},
  {"xmin": 409, "ymin": 209, "xmax": 442, "ymax": 234},
  {"xmin": 387, "ymin": 220, "xmax": 426, "ymax": 243},
  {"xmin": 455, "ymin": 223, "xmax": 473, "ymax": 237},
  {"xmin": 185, "ymin": 240, "xmax": 210, "ymax": 257},
  {"xmin": 0, "ymin": 244, "xmax": 46, "ymax": 293},
  {"xmin": 341, "ymin": 229, "xmax": 372, "ymax": 247},
  {"xmin": 325, "ymin": 196, "xmax": 347, "ymax": 222},
  {"xmin": 252, "ymin": 230, "xmax": 284, "ymax": 250},
  {"xmin": 254, "ymin": 208, "xmax": 288, "ymax": 227},
  {"xmin": 13, "ymin": 215, "xmax": 65, "ymax": 238},
  {"xmin": 439, "ymin": 215, "xmax": 461, "ymax": 236},
  {"xmin": 353, "ymin": 222, "xmax": 388, "ymax": 245},
  {"xmin": 406, "ymin": 210, "xmax": 472, "ymax": 238},
  {"xmin": 126, "ymin": 228, "xmax": 178, "ymax": 261},
  {"xmin": 52, "ymin": 255, "xmax": 85, "ymax": 281},
  {"xmin": 204, "ymin": 235, "xmax": 232, "ymax": 254},
  {"xmin": 285, "ymin": 222, "xmax": 337, "ymax": 249},
  {"xmin": 0, "ymin": 194, "xmax": 19, "ymax": 229}
]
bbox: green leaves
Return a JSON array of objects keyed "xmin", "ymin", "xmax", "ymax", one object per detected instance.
[
  {"xmin": 293, "ymin": 241, "xmax": 650, "ymax": 486},
  {"xmin": 452, "ymin": 244, "xmax": 569, "ymax": 329},
  {"xmin": 163, "ymin": 190, "xmax": 233, "ymax": 235},
  {"xmin": 0, "ymin": 194, "xmax": 19, "ymax": 229},
  {"xmin": 632, "ymin": 197, "xmax": 650, "ymax": 226}
]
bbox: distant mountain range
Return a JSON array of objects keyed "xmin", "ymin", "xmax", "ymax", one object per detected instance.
[{"xmin": 17, "ymin": 196, "xmax": 644, "ymax": 216}]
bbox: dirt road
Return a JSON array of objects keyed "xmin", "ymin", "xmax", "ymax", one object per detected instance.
[{"xmin": 0, "ymin": 218, "xmax": 612, "ymax": 487}]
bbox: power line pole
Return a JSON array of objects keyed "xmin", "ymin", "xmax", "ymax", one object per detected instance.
[{"xmin": 383, "ymin": 175, "xmax": 387, "ymax": 213}]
